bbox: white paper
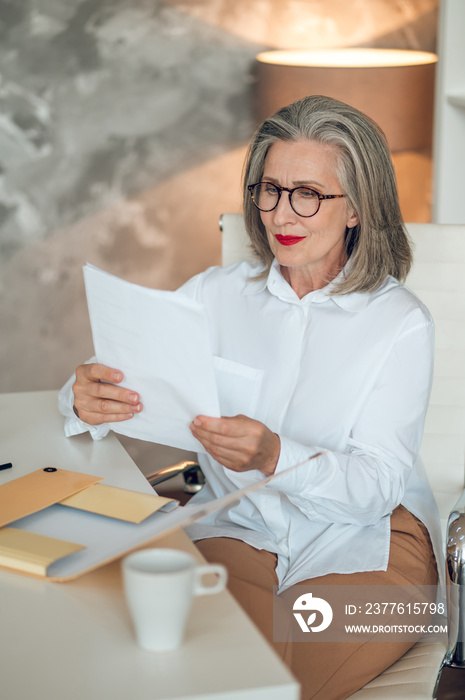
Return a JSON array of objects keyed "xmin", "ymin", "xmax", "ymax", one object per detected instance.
[{"xmin": 83, "ymin": 264, "xmax": 220, "ymax": 451}]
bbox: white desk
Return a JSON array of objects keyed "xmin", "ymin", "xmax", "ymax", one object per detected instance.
[{"xmin": 0, "ymin": 391, "xmax": 299, "ymax": 700}]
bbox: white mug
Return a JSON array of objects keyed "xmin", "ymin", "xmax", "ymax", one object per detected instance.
[{"xmin": 122, "ymin": 548, "xmax": 227, "ymax": 652}]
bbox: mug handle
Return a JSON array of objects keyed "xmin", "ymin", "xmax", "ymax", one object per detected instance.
[{"xmin": 194, "ymin": 564, "xmax": 227, "ymax": 596}]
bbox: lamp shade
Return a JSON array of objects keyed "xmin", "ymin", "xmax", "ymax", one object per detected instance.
[{"xmin": 255, "ymin": 49, "xmax": 438, "ymax": 152}]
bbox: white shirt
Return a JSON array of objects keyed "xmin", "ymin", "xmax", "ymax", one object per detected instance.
[{"xmin": 59, "ymin": 260, "xmax": 443, "ymax": 593}]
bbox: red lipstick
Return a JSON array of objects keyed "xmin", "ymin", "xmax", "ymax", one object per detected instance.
[{"xmin": 275, "ymin": 235, "xmax": 305, "ymax": 246}]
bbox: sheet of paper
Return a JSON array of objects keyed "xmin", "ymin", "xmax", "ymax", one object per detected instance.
[{"xmin": 83, "ymin": 264, "xmax": 221, "ymax": 451}]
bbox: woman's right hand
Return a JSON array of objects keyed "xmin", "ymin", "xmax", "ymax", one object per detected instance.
[{"xmin": 72, "ymin": 363, "xmax": 143, "ymax": 425}]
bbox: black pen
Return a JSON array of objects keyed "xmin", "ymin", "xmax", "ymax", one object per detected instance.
[{"xmin": 0, "ymin": 462, "xmax": 12, "ymax": 471}]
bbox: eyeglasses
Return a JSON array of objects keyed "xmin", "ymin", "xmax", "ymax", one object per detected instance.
[{"xmin": 248, "ymin": 182, "xmax": 345, "ymax": 218}]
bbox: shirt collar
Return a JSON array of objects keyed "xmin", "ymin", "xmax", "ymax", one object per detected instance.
[{"xmin": 243, "ymin": 259, "xmax": 369, "ymax": 311}]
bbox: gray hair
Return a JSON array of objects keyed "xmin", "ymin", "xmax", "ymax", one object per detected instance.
[{"xmin": 242, "ymin": 95, "xmax": 412, "ymax": 294}]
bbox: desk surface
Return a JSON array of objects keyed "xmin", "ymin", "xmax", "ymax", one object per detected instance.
[{"xmin": 0, "ymin": 391, "xmax": 299, "ymax": 700}]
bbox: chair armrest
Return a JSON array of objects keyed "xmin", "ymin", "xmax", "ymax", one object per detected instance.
[
  {"xmin": 444, "ymin": 487, "xmax": 465, "ymax": 668},
  {"xmin": 145, "ymin": 460, "xmax": 205, "ymax": 494}
]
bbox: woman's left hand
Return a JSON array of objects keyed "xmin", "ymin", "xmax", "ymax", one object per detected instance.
[{"xmin": 189, "ymin": 414, "xmax": 280, "ymax": 476}]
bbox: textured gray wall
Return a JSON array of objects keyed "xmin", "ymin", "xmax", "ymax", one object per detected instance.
[{"xmin": 0, "ymin": 0, "xmax": 439, "ymax": 396}]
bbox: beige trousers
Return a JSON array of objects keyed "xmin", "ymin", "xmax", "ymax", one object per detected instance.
[{"xmin": 195, "ymin": 505, "xmax": 438, "ymax": 700}]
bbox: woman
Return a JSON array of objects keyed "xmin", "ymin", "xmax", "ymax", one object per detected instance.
[{"xmin": 61, "ymin": 95, "xmax": 442, "ymax": 700}]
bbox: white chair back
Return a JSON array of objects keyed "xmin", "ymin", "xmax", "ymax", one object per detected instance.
[{"xmin": 405, "ymin": 223, "xmax": 465, "ymax": 523}]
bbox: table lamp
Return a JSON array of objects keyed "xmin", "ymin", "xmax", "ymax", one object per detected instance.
[{"xmin": 255, "ymin": 48, "xmax": 438, "ymax": 152}]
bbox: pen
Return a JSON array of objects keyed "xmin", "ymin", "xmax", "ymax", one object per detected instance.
[{"xmin": 0, "ymin": 462, "xmax": 12, "ymax": 471}]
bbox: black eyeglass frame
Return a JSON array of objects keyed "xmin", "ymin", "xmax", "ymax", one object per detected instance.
[{"xmin": 248, "ymin": 182, "xmax": 346, "ymax": 218}]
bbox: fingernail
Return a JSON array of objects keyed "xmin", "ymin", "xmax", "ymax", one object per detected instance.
[
  {"xmin": 113, "ymin": 371, "xmax": 122, "ymax": 382},
  {"xmin": 135, "ymin": 403, "xmax": 143, "ymax": 412},
  {"xmin": 193, "ymin": 417, "xmax": 201, "ymax": 426},
  {"xmin": 129, "ymin": 393, "xmax": 138, "ymax": 403}
]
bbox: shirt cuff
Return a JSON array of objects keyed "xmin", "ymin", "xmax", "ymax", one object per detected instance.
[
  {"xmin": 62, "ymin": 414, "xmax": 111, "ymax": 440},
  {"xmin": 268, "ymin": 435, "xmax": 325, "ymax": 495}
]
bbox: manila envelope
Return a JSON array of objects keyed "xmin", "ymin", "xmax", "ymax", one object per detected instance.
[
  {"xmin": 0, "ymin": 468, "xmax": 103, "ymax": 528},
  {"xmin": 59, "ymin": 483, "xmax": 177, "ymax": 523}
]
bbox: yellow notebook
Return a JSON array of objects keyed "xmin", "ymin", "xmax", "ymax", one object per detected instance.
[{"xmin": 0, "ymin": 528, "xmax": 85, "ymax": 577}]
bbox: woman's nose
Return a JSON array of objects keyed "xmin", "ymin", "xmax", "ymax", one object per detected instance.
[{"xmin": 272, "ymin": 191, "xmax": 296, "ymax": 223}]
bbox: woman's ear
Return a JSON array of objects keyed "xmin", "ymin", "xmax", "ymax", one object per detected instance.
[{"xmin": 346, "ymin": 208, "xmax": 359, "ymax": 229}]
